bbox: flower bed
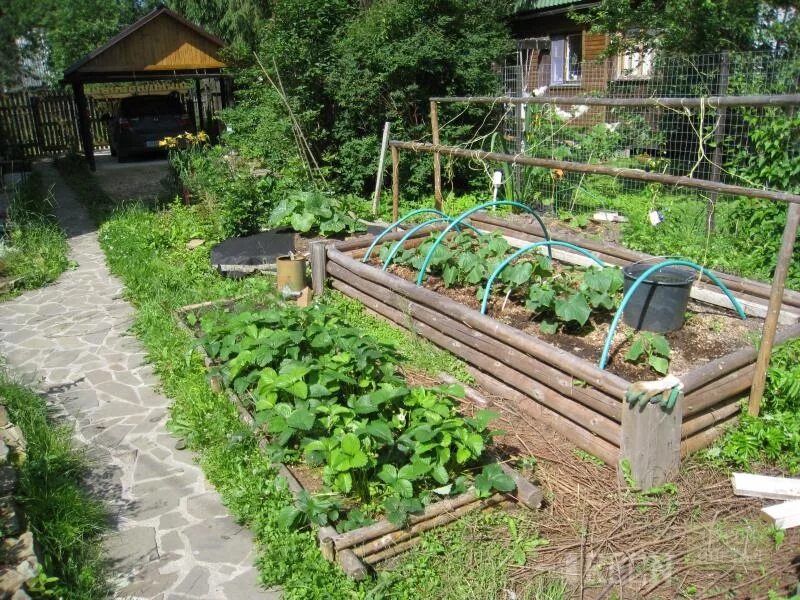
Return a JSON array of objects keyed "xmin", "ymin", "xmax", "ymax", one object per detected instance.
[{"xmin": 174, "ymin": 298, "xmax": 540, "ymax": 579}]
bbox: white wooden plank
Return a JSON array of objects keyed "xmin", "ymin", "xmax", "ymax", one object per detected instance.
[
  {"xmin": 761, "ymin": 499, "xmax": 800, "ymax": 530},
  {"xmin": 731, "ymin": 473, "xmax": 800, "ymax": 501}
]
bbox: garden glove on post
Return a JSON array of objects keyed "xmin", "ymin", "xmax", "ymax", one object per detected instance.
[{"xmin": 625, "ymin": 374, "xmax": 682, "ymax": 411}]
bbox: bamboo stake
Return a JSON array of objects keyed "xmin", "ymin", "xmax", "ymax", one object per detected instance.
[
  {"xmin": 749, "ymin": 202, "xmax": 800, "ymax": 415},
  {"xmin": 372, "ymin": 121, "xmax": 391, "ymax": 216},
  {"xmin": 430, "ymin": 100, "xmax": 442, "ymax": 210}
]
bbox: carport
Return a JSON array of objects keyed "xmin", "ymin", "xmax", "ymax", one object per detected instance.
[{"xmin": 62, "ymin": 6, "xmax": 230, "ymax": 171}]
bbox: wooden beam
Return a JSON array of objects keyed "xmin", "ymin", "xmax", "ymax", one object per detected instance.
[
  {"xmin": 310, "ymin": 240, "xmax": 328, "ymax": 296},
  {"xmin": 389, "ymin": 141, "xmax": 800, "ymax": 206},
  {"xmin": 749, "ymin": 202, "xmax": 800, "ymax": 415},
  {"xmin": 732, "ymin": 473, "xmax": 800, "ymax": 501},
  {"xmin": 391, "ymin": 145, "xmax": 400, "ymax": 222}
]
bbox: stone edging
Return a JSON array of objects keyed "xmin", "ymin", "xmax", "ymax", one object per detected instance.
[{"xmin": 0, "ymin": 404, "xmax": 39, "ymax": 600}]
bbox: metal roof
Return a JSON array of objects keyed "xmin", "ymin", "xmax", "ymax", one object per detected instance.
[{"xmin": 513, "ymin": 0, "xmax": 594, "ymax": 14}]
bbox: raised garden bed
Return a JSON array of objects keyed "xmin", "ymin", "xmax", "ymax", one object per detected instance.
[
  {"xmin": 317, "ymin": 214, "xmax": 800, "ymax": 489},
  {"xmin": 174, "ymin": 297, "xmax": 541, "ymax": 579}
]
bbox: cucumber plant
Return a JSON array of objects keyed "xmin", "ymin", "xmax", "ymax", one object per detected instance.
[{"xmin": 624, "ymin": 331, "xmax": 672, "ymax": 375}]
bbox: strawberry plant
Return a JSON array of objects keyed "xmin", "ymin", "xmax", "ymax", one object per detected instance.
[{"xmin": 198, "ymin": 302, "xmax": 508, "ymax": 527}]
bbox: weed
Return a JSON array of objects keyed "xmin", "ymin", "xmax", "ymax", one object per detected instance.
[
  {"xmin": 0, "ymin": 371, "xmax": 110, "ymax": 600},
  {"xmin": 1, "ymin": 172, "xmax": 69, "ymax": 298}
]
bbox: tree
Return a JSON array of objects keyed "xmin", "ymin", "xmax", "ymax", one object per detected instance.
[
  {"xmin": 572, "ymin": 0, "xmax": 797, "ymax": 56},
  {"xmin": 166, "ymin": 0, "xmax": 271, "ymax": 51}
]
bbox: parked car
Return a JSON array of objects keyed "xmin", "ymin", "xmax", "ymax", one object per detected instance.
[{"xmin": 105, "ymin": 94, "xmax": 192, "ymax": 162}]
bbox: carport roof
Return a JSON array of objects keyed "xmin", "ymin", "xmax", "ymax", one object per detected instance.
[{"xmin": 63, "ymin": 6, "xmax": 226, "ymax": 84}]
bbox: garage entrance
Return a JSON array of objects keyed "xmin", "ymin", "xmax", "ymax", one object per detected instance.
[{"xmin": 62, "ymin": 6, "xmax": 231, "ymax": 170}]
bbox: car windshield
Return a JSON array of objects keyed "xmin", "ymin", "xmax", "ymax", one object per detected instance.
[{"xmin": 121, "ymin": 96, "xmax": 183, "ymax": 118}]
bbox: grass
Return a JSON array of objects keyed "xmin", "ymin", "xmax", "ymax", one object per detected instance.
[
  {"xmin": 0, "ymin": 370, "xmax": 110, "ymax": 599},
  {"xmin": 1, "ymin": 172, "xmax": 70, "ymax": 299},
  {"xmin": 42, "ymin": 157, "xmax": 549, "ymax": 598}
]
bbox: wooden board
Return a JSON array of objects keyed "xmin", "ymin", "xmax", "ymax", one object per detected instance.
[
  {"xmin": 732, "ymin": 473, "xmax": 800, "ymax": 501},
  {"xmin": 761, "ymin": 499, "xmax": 800, "ymax": 530}
]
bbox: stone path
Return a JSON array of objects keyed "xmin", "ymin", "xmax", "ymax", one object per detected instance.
[{"xmin": 0, "ymin": 163, "xmax": 279, "ymax": 599}]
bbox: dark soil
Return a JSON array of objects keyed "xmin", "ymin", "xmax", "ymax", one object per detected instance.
[{"xmin": 377, "ymin": 261, "xmax": 765, "ymax": 382}]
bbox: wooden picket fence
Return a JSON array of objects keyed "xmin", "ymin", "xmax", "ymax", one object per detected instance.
[{"xmin": 0, "ymin": 89, "xmax": 114, "ymax": 160}]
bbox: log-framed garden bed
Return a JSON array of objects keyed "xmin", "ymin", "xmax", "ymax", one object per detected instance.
[
  {"xmin": 317, "ymin": 219, "xmax": 800, "ymax": 489},
  {"xmin": 173, "ymin": 297, "xmax": 542, "ymax": 579}
]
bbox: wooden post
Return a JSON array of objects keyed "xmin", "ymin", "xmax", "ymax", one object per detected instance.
[
  {"xmin": 372, "ymin": 121, "xmax": 391, "ymax": 217},
  {"xmin": 310, "ymin": 240, "xmax": 328, "ymax": 296},
  {"xmin": 391, "ymin": 145, "xmax": 400, "ymax": 223},
  {"xmin": 707, "ymin": 51, "xmax": 729, "ymax": 233},
  {"xmin": 620, "ymin": 395, "xmax": 682, "ymax": 490},
  {"xmin": 748, "ymin": 201, "xmax": 800, "ymax": 416},
  {"xmin": 195, "ymin": 79, "xmax": 204, "ymax": 133},
  {"xmin": 430, "ymin": 100, "xmax": 442, "ymax": 210},
  {"xmin": 72, "ymin": 82, "xmax": 95, "ymax": 171}
]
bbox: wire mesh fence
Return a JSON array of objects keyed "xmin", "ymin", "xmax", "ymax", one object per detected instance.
[{"xmin": 438, "ymin": 52, "xmax": 799, "ymax": 221}]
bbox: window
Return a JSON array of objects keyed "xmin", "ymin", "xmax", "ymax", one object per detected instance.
[
  {"xmin": 616, "ymin": 47, "xmax": 654, "ymax": 79},
  {"xmin": 550, "ymin": 33, "xmax": 582, "ymax": 85}
]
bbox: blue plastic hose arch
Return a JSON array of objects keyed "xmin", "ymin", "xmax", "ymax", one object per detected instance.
[
  {"xmin": 382, "ymin": 218, "xmax": 483, "ymax": 271},
  {"xmin": 598, "ymin": 259, "xmax": 747, "ymax": 370},
  {"xmin": 416, "ymin": 201, "xmax": 550, "ymax": 285},
  {"xmin": 362, "ymin": 208, "xmax": 452, "ymax": 263},
  {"xmin": 480, "ymin": 241, "xmax": 606, "ymax": 314}
]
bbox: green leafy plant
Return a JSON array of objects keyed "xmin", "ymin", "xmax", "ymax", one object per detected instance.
[
  {"xmin": 199, "ymin": 301, "xmax": 505, "ymax": 527},
  {"xmin": 276, "ymin": 490, "xmax": 342, "ymax": 530},
  {"xmin": 625, "ymin": 332, "xmax": 672, "ymax": 375},
  {"xmin": 269, "ymin": 190, "xmax": 365, "ymax": 236}
]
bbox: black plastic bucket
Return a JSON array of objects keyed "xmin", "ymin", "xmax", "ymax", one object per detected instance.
[{"xmin": 622, "ymin": 261, "xmax": 695, "ymax": 333}]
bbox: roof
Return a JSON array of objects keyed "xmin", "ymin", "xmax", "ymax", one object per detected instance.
[
  {"xmin": 63, "ymin": 6, "xmax": 226, "ymax": 83},
  {"xmin": 512, "ymin": 0, "xmax": 596, "ymax": 15}
]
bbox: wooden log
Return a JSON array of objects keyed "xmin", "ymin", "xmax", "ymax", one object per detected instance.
[
  {"xmin": 470, "ymin": 211, "xmax": 800, "ymax": 310},
  {"xmin": 352, "ymin": 494, "xmax": 504, "ymax": 558},
  {"xmin": 327, "ymin": 248, "xmax": 629, "ymax": 399},
  {"xmin": 328, "ymin": 261, "xmax": 622, "ymax": 422},
  {"xmin": 328, "ymin": 275, "xmax": 621, "ymax": 446},
  {"xmin": 732, "ymin": 473, "xmax": 800, "ymax": 501},
  {"xmin": 750, "ymin": 201, "xmax": 800, "ymax": 415},
  {"xmin": 681, "ymin": 321, "xmax": 800, "ymax": 396},
  {"xmin": 318, "ymin": 525, "xmax": 337, "ymax": 562},
  {"xmin": 332, "ymin": 489, "xmax": 485, "ymax": 551},
  {"xmin": 620, "ymin": 394, "xmax": 682, "ymax": 489},
  {"xmin": 437, "ymin": 373, "xmax": 489, "ymax": 407},
  {"xmin": 390, "ymin": 140, "xmax": 800, "ymax": 206},
  {"xmin": 681, "ymin": 398, "xmax": 741, "ymax": 439},
  {"xmin": 333, "ymin": 222, "xmax": 448, "ymax": 254},
  {"xmin": 310, "ymin": 240, "xmax": 328, "ymax": 296},
  {"xmin": 497, "ymin": 462, "xmax": 543, "ymax": 509},
  {"xmin": 468, "ymin": 367, "xmax": 619, "ymax": 465},
  {"xmin": 337, "ymin": 549, "xmax": 370, "ymax": 580},
  {"xmin": 362, "ymin": 537, "xmax": 422, "ymax": 565},
  {"xmin": 680, "ymin": 415, "xmax": 739, "ymax": 457},
  {"xmin": 682, "ymin": 365, "xmax": 754, "ymax": 417}
]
